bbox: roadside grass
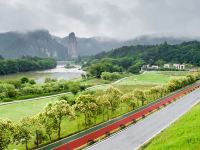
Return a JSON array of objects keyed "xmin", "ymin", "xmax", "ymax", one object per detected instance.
[{"xmin": 141, "ymin": 102, "xmax": 200, "ymax": 150}]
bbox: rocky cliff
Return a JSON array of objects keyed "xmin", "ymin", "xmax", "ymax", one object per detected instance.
[
  {"xmin": 68, "ymin": 32, "xmax": 78, "ymax": 58},
  {"xmin": 0, "ymin": 30, "xmax": 68, "ymax": 60}
]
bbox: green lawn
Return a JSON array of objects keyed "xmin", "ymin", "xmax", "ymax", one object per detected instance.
[
  {"xmin": 0, "ymin": 71, "xmax": 188, "ymax": 121},
  {"xmin": 141, "ymin": 102, "xmax": 200, "ymax": 150},
  {"xmin": 91, "ymin": 71, "xmax": 188, "ymax": 92},
  {"xmin": 0, "ymin": 96, "xmax": 59, "ymax": 121}
]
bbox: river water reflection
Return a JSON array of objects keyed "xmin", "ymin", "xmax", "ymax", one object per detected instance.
[{"xmin": 0, "ymin": 61, "xmax": 84, "ymax": 83}]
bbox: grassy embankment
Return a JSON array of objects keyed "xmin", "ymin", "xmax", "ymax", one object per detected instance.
[{"xmin": 141, "ymin": 102, "xmax": 200, "ymax": 150}]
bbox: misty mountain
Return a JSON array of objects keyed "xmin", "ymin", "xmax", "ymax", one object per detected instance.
[
  {"xmin": 54, "ymin": 35, "xmax": 122, "ymax": 56},
  {"xmin": 0, "ymin": 30, "xmax": 199, "ymax": 60},
  {"xmin": 0, "ymin": 30, "xmax": 68, "ymax": 60},
  {"xmin": 124, "ymin": 35, "xmax": 192, "ymax": 45},
  {"xmin": 55, "ymin": 34, "xmax": 197, "ymax": 56}
]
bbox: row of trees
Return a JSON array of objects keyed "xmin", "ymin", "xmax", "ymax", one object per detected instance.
[
  {"xmin": 0, "ymin": 100, "xmax": 75, "ymax": 150},
  {"xmin": 101, "ymin": 72, "xmax": 122, "ymax": 81},
  {"xmin": 1, "ymin": 73, "xmax": 199, "ymax": 150},
  {"xmin": 0, "ymin": 77, "xmax": 87, "ymax": 102},
  {"xmin": 0, "ymin": 56, "xmax": 57, "ymax": 75},
  {"xmin": 94, "ymin": 41, "xmax": 200, "ymax": 66}
]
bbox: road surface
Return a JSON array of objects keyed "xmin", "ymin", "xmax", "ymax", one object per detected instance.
[{"xmin": 86, "ymin": 88, "xmax": 200, "ymax": 150}]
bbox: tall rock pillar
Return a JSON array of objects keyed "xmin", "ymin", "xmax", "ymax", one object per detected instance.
[{"xmin": 68, "ymin": 32, "xmax": 78, "ymax": 58}]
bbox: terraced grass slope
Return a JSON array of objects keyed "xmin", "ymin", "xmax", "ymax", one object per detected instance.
[{"xmin": 142, "ymin": 103, "xmax": 200, "ymax": 150}]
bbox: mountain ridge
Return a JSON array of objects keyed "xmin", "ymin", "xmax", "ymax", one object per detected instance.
[{"xmin": 0, "ymin": 30, "xmax": 199, "ymax": 60}]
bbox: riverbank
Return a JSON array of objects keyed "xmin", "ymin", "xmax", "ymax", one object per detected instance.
[{"xmin": 0, "ymin": 61, "xmax": 84, "ymax": 83}]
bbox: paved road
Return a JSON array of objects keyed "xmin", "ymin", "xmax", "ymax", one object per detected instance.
[{"xmin": 86, "ymin": 88, "xmax": 200, "ymax": 150}]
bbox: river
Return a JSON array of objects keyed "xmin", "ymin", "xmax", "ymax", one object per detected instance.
[{"xmin": 0, "ymin": 61, "xmax": 85, "ymax": 83}]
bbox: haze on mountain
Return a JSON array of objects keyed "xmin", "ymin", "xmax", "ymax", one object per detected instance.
[
  {"xmin": 0, "ymin": 30, "xmax": 197, "ymax": 60},
  {"xmin": 0, "ymin": 0, "xmax": 200, "ymax": 60}
]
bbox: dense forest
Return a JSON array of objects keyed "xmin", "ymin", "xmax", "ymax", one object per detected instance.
[
  {"xmin": 85, "ymin": 41, "xmax": 200, "ymax": 77},
  {"xmin": 0, "ymin": 56, "xmax": 57, "ymax": 75}
]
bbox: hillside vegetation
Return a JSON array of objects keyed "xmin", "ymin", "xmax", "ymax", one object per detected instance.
[
  {"xmin": 0, "ymin": 56, "xmax": 57, "ymax": 75},
  {"xmin": 142, "ymin": 103, "xmax": 200, "ymax": 150},
  {"xmin": 85, "ymin": 41, "xmax": 200, "ymax": 77}
]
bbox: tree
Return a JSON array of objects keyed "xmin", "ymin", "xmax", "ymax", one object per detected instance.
[
  {"xmin": 30, "ymin": 116, "xmax": 47, "ymax": 148},
  {"xmin": 21, "ymin": 77, "xmax": 29, "ymax": 84},
  {"xmin": 0, "ymin": 83, "xmax": 17, "ymax": 98},
  {"xmin": 43, "ymin": 100, "xmax": 75, "ymax": 139},
  {"xmin": 121, "ymin": 92, "xmax": 137, "ymax": 110},
  {"xmin": 76, "ymin": 94, "xmax": 98, "ymax": 126},
  {"xmin": 69, "ymin": 83, "xmax": 80, "ymax": 95},
  {"xmin": 105, "ymin": 87, "xmax": 122, "ymax": 113},
  {"xmin": 96, "ymin": 95, "xmax": 111, "ymax": 121},
  {"xmin": 128, "ymin": 60, "xmax": 144, "ymax": 74},
  {"xmin": 59, "ymin": 94, "xmax": 75, "ymax": 106},
  {"xmin": 38, "ymin": 113, "xmax": 56, "ymax": 141},
  {"xmin": 101, "ymin": 72, "xmax": 121, "ymax": 81},
  {"xmin": 154, "ymin": 59, "xmax": 166, "ymax": 66},
  {"xmin": 0, "ymin": 119, "xmax": 14, "ymax": 150},
  {"xmin": 133, "ymin": 89, "xmax": 146, "ymax": 106},
  {"xmin": 89, "ymin": 62, "xmax": 122, "ymax": 78},
  {"xmin": 13, "ymin": 117, "xmax": 33, "ymax": 150}
]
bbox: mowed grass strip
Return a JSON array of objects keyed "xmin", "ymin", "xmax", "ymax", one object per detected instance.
[
  {"xmin": 0, "ymin": 71, "xmax": 188, "ymax": 121},
  {"xmin": 92, "ymin": 71, "xmax": 187, "ymax": 92},
  {"xmin": 141, "ymin": 102, "xmax": 200, "ymax": 150},
  {"xmin": 0, "ymin": 96, "xmax": 59, "ymax": 121}
]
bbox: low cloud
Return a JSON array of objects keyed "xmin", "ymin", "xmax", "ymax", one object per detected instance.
[{"xmin": 0, "ymin": 0, "xmax": 200, "ymax": 39}]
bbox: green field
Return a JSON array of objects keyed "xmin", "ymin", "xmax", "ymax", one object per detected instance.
[
  {"xmin": 0, "ymin": 71, "xmax": 188, "ymax": 121},
  {"xmin": 90, "ymin": 71, "xmax": 188, "ymax": 92},
  {"xmin": 0, "ymin": 71, "xmax": 191, "ymax": 150},
  {"xmin": 141, "ymin": 102, "xmax": 200, "ymax": 150},
  {"xmin": 0, "ymin": 96, "xmax": 59, "ymax": 121}
]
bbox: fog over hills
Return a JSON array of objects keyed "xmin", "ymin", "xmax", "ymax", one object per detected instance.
[
  {"xmin": 0, "ymin": 30, "xmax": 67, "ymax": 60},
  {"xmin": 0, "ymin": 29, "xmax": 199, "ymax": 60}
]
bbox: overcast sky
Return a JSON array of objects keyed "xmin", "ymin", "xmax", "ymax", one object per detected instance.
[{"xmin": 0, "ymin": 0, "xmax": 200, "ymax": 39}]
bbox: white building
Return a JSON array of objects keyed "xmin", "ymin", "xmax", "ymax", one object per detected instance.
[
  {"xmin": 173, "ymin": 64, "xmax": 185, "ymax": 70},
  {"xmin": 141, "ymin": 64, "xmax": 159, "ymax": 71},
  {"xmin": 164, "ymin": 64, "xmax": 170, "ymax": 68},
  {"xmin": 151, "ymin": 65, "xmax": 159, "ymax": 69}
]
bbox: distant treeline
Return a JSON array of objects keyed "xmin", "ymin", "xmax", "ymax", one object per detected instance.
[
  {"xmin": 94, "ymin": 41, "xmax": 200, "ymax": 65},
  {"xmin": 85, "ymin": 41, "xmax": 200, "ymax": 77},
  {"xmin": 0, "ymin": 56, "xmax": 57, "ymax": 75}
]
